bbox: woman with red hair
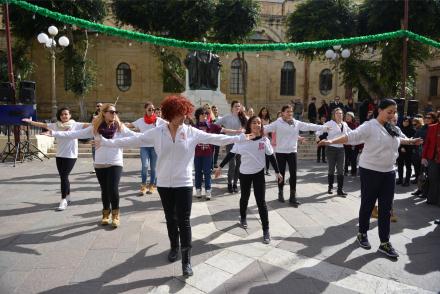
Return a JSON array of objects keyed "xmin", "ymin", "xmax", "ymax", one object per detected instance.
[{"xmin": 97, "ymin": 95, "xmax": 251, "ymax": 277}]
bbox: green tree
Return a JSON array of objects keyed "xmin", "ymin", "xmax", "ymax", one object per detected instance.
[
  {"xmin": 286, "ymin": 0, "xmax": 440, "ymax": 100},
  {"xmin": 9, "ymin": 0, "xmax": 106, "ymax": 120}
]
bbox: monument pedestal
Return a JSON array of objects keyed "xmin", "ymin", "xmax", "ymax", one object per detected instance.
[{"xmin": 182, "ymin": 70, "xmax": 229, "ymax": 115}]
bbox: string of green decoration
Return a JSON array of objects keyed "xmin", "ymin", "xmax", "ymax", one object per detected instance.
[{"xmin": 3, "ymin": 0, "xmax": 440, "ymax": 51}]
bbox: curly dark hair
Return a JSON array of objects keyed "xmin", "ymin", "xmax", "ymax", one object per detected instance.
[
  {"xmin": 56, "ymin": 107, "xmax": 70, "ymax": 121},
  {"xmin": 160, "ymin": 95, "xmax": 194, "ymax": 122}
]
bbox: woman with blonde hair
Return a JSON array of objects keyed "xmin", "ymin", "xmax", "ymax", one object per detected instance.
[{"xmin": 46, "ymin": 103, "xmax": 137, "ymax": 228}]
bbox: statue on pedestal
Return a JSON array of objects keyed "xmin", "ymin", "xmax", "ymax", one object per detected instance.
[{"xmin": 184, "ymin": 51, "xmax": 221, "ymax": 90}]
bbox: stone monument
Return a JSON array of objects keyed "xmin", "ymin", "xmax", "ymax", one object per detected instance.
[{"xmin": 182, "ymin": 50, "xmax": 229, "ymax": 114}]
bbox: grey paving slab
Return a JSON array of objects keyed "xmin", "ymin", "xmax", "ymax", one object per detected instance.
[{"xmin": 0, "ymin": 158, "xmax": 439, "ymax": 293}]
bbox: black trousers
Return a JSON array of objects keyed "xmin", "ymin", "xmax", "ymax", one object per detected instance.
[
  {"xmin": 95, "ymin": 166, "xmax": 123, "ymax": 210},
  {"xmin": 397, "ymin": 151, "xmax": 412, "ymax": 182},
  {"xmin": 55, "ymin": 157, "xmax": 77, "ymax": 198},
  {"xmin": 317, "ymin": 146, "xmax": 326, "ymax": 162},
  {"xmin": 226, "ymin": 144, "xmax": 241, "ymax": 186},
  {"xmin": 239, "ymin": 169, "xmax": 269, "ymax": 231},
  {"xmin": 157, "ymin": 187, "xmax": 193, "ymax": 249},
  {"xmin": 344, "ymin": 146, "xmax": 359, "ymax": 175},
  {"xmin": 359, "ymin": 167, "xmax": 395, "ymax": 243},
  {"xmin": 276, "ymin": 152, "xmax": 297, "ymax": 193}
]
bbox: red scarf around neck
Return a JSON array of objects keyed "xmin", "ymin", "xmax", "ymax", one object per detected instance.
[{"xmin": 144, "ymin": 113, "xmax": 157, "ymax": 125}]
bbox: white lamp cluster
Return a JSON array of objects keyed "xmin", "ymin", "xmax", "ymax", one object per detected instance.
[
  {"xmin": 325, "ymin": 45, "xmax": 350, "ymax": 61},
  {"xmin": 37, "ymin": 25, "xmax": 70, "ymax": 49},
  {"xmin": 36, "ymin": 26, "xmax": 70, "ymax": 121}
]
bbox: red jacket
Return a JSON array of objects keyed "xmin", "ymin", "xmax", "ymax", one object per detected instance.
[{"xmin": 422, "ymin": 123, "xmax": 440, "ymax": 163}]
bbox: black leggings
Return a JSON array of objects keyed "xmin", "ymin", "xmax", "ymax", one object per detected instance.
[
  {"xmin": 95, "ymin": 166, "xmax": 123, "ymax": 210},
  {"xmin": 56, "ymin": 157, "xmax": 77, "ymax": 198},
  {"xmin": 239, "ymin": 169, "xmax": 269, "ymax": 231},
  {"xmin": 344, "ymin": 146, "xmax": 359, "ymax": 175},
  {"xmin": 276, "ymin": 152, "xmax": 297, "ymax": 193},
  {"xmin": 157, "ymin": 187, "xmax": 193, "ymax": 249}
]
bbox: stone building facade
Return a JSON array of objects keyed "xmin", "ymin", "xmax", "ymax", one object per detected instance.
[{"xmin": 1, "ymin": 0, "xmax": 438, "ymax": 121}]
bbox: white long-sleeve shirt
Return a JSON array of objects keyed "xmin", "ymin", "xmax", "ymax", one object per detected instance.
[
  {"xmin": 47, "ymin": 122, "xmax": 84, "ymax": 158},
  {"xmin": 100, "ymin": 123, "xmax": 246, "ymax": 187},
  {"xmin": 347, "ymin": 119, "xmax": 401, "ymax": 172},
  {"xmin": 263, "ymin": 117, "xmax": 327, "ymax": 153},
  {"xmin": 52, "ymin": 125, "xmax": 136, "ymax": 167},
  {"xmin": 324, "ymin": 120, "xmax": 352, "ymax": 148}
]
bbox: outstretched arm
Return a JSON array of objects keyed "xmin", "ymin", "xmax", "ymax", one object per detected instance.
[
  {"xmin": 97, "ymin": 128, "xmax": 155, "ymax": 148},
  {"xmin": 22, "ymin": 118, "xmax": 48, "ymax": 129},
  {"xmin": 52, "ymin": 126, "xmax": 94, "ymax": 139},
  {"xmin": 194, "ymin": 127, "xmax": 247, "ymax": 146}
]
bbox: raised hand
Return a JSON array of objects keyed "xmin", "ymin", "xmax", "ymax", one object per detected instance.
[
  {"xmin": 413, "ymin": 138, "xmax": 423, "ymax": 145},
  {"xmin": 22, "ymin": 117, "xmax": 32, "ymax": 123}
]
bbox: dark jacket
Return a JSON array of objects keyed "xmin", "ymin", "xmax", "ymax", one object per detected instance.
[{"xmin": 308, "ymin": 102, "xmax": 317, "ymax": 121}]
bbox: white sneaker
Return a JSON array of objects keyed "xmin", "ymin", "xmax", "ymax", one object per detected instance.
[
  {"xmin": 66, "ymin": 195, "xmax": 72, "ymax": 204},
  {"xmin": 205, "ymin": 190, "xmax": 212, "ymax": 200},
  {"xmin": 57, "ymin": 199, "xmax": 68, "ymax": 211},
  {"xmin": 196, "ymin": 189, "xmax": 202, "ymax": 198}
]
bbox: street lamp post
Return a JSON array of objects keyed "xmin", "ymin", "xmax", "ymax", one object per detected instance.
[
  {"xmin": 37, "ymin": 26, "xmax": 69, "ymax": 121},
  {"xmin": 324, "ymin": 46, "xmax": 350, "ymax": 97}
]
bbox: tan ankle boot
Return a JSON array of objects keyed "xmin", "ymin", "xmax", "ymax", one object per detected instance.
[
  {"xmin": 111, "ymin": 208, "xmax": 120, "ymax": 228},
  {"xmin": 138, "ymin": 184, "xmax": 147, "ymax": 196},
  {"xmin": 101, "ymin": 209, "xmax": 111, "ymax": 225},
  {"xmin": 371, "ymin": 206, "xmax": 378, "ymax": 219},
  {"xmin": 390, "ymin": 209, "xmax": 397, "ymax": 222}
]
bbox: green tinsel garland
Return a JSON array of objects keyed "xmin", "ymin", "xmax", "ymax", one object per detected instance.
[{"xmin": 2, "ymin": 0, "xmax": 440, "ymax": 51}]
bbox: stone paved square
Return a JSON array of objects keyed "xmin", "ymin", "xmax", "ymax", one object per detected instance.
[{"xmin": 1, "ymin": 158, "xmax": 439, "ymax": 293}]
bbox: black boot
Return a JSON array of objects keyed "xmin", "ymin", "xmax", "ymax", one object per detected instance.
[
  {"xmin": 278, "ymin": 188, "xmax": 285, "ymax": 203},
  {"xmin": 289, "ymin": 191, "xmax": 300, "ymax": 207},
  {"xmin": 327, "ymin": 174, "xmax": 334, "ymax": 194},
  {"xmin": 227, "ymin": 183, "xmax": 233, "ymax": 193},
  {"xmin": 181, "ymin": 247, "xmax": 193, "ymax": 277},
  {"xmin": 337, "ymin": 175, "xmax": 347, "ymax": 197},
  {"xmin": 168, "ymin": 247, "xmax": 179, "ymax": 262}
]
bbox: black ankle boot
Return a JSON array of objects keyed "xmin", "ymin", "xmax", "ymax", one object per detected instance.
[
  {"xmin": 181, "ymin": 247, "xmax": 193, "ymax": 277},
  {"xmin": 168, "ymin": 247, "xmax": 179, "ymax": 262},
  {"xmin": 278, "ymin": 189, "xmax": 285, "ymax": 203},
  {"xmin": 337, "ymin": 175, "xmax": 347, "ymax": 197},
  {"xmin": 289, "ymin": 191, "xmax": 300, "ymax": 207},
  {"xmin": 327, "ymin": 174, "xmax": 334, "ymax": 194}
]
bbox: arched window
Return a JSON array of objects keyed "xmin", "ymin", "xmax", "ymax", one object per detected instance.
[
  {"xmin": 230, "ymin": 58, "xmax": 246, "ymax": 94},
  {"xmin": 319, "ymin": 69, "xmax": 333, "ymax": 96},
  {"xmin": 116, "ymin": 62, "xmax": 131, "ymax": 91},
  {"xmin": 280, "ymin": 61, "xmax": 295, "ymax": 96}
]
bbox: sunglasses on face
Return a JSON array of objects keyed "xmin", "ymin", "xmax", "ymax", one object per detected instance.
[
  {"xmin": 146, "ymin": 108, "xmax": 154, "ymax": 111},
  {"xmin": 105, "ymin": 110, "xmax": 118, "ymax": 115}
]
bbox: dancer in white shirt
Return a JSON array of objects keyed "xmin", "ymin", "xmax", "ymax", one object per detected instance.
[
  {"xmin": 264, "ymin": 104, "xmax": 329, "ymax": 206},
  {"xmin": 319, "ymin": 99, "xmax": 423, "ymax": 259},
  {"xmin": 23, "ymin": 107, "xmax": 87, "ymax": 211},
  {"xmin": 96, "ymin": 95, "xmax": 253, "ymax": 277},
  {"xmin": 215, "ymin": 116, "xmax": 282, "ymax": 244}
]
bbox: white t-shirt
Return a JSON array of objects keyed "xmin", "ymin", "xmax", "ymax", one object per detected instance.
[
  {"xmin": 231, "ymin": 137, "xmax": 273, "ymax": 174},
  {"xmin": 131, "ymin": 117, "xmax": 166, "ymax": 147},
  {"xmin": 47, "ymin": 122, "xmax": 84, "ymax": 158}
]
